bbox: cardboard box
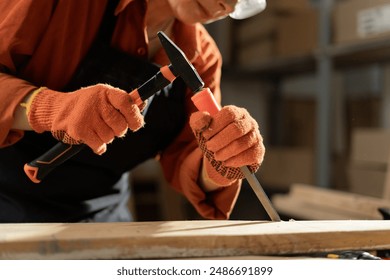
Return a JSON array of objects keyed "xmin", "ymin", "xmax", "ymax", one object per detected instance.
[
  {"xmin": 236, "ymin": 11, "xmax": 277, "ymax": 45},
  {"xmin": 334, "ymin": 0, "xmax": 390, "ymax": 45},
  {"xmin": 350, "ymin": 128, "xmax": 390, "ymax": 164},
  {"xmin": 281, "ymin": 99, "xmax": 316, "ymax": 148},
  {"xmin": 237, "ymin": 37, "xmax": 275, "ymax": 67},
  {"xmin": 258, "ymin": 147, "xmax": 315, "ymax": 190},
  {"xmin": 275, "ymin": 8, "xmax": 318, "ymax": 57},
  {"xmin": 347, "ymin": 128, "xmax": 390, "ymax": 198},
  {"xmin": 347, "ymin": 162, "xmax": 387, "ymax": 198},
  {"xmin": 235, "ymin": 2, "xmax": 317, "ymax": 66},
  {"xmin": 235, "ymin": 9, "xmax": 277, "ymax": 67},
  {"xmin": 345, "ymin": 97, "xmax": 381, "ymax": 142},
  {"xmin": 267, "ymin": 0, "xmax": 312, "ymax": 13}
]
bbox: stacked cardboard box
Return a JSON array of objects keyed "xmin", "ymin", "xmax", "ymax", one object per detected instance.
[
  {"xmin": 235, "ymin": 0, "xmax": 318, "ymax": 67},
  {"xmin": 257, "ymin": 147, "xmax": 315, "ymax": 191},
  {"xmin": 275, "ymin": 8, "xmax": 318, "ymax": 57},
  {"xmin": 333, "ymin": 0, "xmax": 390, "ymax": 45},
  {"xmin": 235, "ymin": 8, "xmax": 277, "ymax": 67},
  {"xmin": 347, "ymin": 128, "xmax": 390, "ymax": 198},
  {"xmin": 267, "ymin": 0, "xmax": 312, "ymax": 12}
]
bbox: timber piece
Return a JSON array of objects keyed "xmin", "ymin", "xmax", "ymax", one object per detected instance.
[
  {"xmin": 1, "ymin": 220, "xmax": 390, "ymax": 259},
  {"xmin": 272, "ymin": 184, "xmax": 390, "ymax": 220}
]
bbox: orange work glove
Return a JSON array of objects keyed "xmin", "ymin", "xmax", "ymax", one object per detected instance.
[
  {"xmin": 190, "ymin": 105, "xmax": 265, "ymax": 186},
  {"xmin": 27, "ymin": 84, "xmax": 145, "ymax": 155}
]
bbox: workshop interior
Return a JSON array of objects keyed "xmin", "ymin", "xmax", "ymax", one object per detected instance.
[{"xmin": 1, "ymin": 0, "xmax": 390, "ymax": 261}]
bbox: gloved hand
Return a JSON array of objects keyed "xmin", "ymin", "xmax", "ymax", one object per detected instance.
[
  {"xmin": 190, "ymin": 105, "xmax": 265, "ymax": 186},
  {"xmin": 27, "ymin": 84, "xmax": 145, "ymax": 155}
]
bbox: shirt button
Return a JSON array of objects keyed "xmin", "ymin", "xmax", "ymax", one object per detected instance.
[{"xmin": 137, "ymin": 47, "xmax": 146, "ymax": 56}]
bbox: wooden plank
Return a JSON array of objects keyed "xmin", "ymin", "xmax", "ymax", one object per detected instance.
[
  {"xmin": 273, "ymin": 184, "xmax": 390, "ymax": 220},
  {"xmin": 273, "ymin": 197, "xmax": 372, "ymax": 220},
  {"xmin": 1, "ymin": 220, "xmax": 390, "ymax": 259}
]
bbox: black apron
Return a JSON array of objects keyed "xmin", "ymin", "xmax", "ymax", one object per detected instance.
[{"xmin": 0, "ymin": 0, "xmax": 187, "ymax": 222}]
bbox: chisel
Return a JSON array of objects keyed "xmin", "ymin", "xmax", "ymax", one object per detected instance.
[{"xmin": 158, "ymin": 32, "xmax": 281, "ymax": 222}]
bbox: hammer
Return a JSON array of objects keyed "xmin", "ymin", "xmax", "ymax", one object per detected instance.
[{"xmin": 24, "ymin": 34, "xmax": 188, "ymax": 183}]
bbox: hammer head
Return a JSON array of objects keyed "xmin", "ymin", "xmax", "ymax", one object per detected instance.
[{"xmin": 158, "ymin": 31, "xmax": 204, "ymax": 93}]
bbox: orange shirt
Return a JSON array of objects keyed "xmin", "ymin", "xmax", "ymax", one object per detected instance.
[{"xmin": 0, "ymin": 0, "xmax": 241, "ymax": 219}]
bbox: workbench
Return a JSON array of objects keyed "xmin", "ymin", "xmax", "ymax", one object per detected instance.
[{"xmin": 1, "ymin": 220, "xmax": 390, "ymax": 259}]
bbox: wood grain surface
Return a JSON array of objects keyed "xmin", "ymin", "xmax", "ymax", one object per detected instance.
[
  {"xmin": 1, "ymin": 220, "xmax": 390, "ymax": 259},
  {"xmin": 273, "ymin": 184, "xmax": 390, "ymax": 220}
]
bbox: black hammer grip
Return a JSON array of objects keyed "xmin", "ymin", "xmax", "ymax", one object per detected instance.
[{"xmin": 24, "ymin": 142, "xmax": 85, "ymax": 183}]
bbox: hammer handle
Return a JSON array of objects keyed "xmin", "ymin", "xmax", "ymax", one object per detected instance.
[
  {"xmin": 23, "ymin": 84, "xmax": 146, "ymax": 183},
  {"xmin": 191, "ymin": 88, "xmax": 281, "ymax": 222},
  {"xmin": 24, "ymin": 143, "xmax": 85, "ymax": 183},
  {"xmin": 24, "ymin": 65, "xmax": 176, "ymax": 183}
]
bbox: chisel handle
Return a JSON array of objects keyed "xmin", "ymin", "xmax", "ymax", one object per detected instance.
[{"xmin": 191, "ymin": 88, "xmax": 281, "ymax": 222}]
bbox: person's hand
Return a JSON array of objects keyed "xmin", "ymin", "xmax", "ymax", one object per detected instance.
[
  {"xmin": 190, "ymin": 105, "xmax": 265, "ymax": 186},
  {"xmin": 27, "ymin": 84, "xmax": 145, "ymax": 154}
]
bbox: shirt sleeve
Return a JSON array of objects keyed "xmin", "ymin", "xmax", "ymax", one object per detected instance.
[
  {"xmin": 0, "ymin": 1, "xmax": 54, "ymax": 147},
  {"xmin": 159, "ymin": 24, "xmax": 241, "ymax": 220}
]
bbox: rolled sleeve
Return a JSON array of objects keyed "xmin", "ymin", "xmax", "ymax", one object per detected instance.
[{"xmin": 177, "ymin": 147, "xmax": 241, "ymax": 220}]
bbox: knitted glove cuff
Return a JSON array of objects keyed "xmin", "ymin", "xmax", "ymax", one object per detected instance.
[
  {"xmin": 196, "ymin": 132, "xmax": 259, "ymax": 180},
  {"xmin": 27, "ymin": 87, "xmax": 63, "ymax": 133},
  {"xmin": 203, "ymin": 157, "xmax": 237, "ymax": 187}
]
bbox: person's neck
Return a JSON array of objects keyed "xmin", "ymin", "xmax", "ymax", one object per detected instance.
[{"xmin": 146, "ymin": 0, "xmax": 175, "ymax": 40}]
